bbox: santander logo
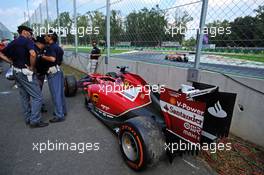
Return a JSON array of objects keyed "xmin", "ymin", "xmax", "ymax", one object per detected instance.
[{"xmin": 208, "ymin": 101, "xmax": 227, "ymax": 118}]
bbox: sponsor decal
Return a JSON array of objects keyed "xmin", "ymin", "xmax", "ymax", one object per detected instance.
[
  {"xmin": 91, "ymin": 93, "xmax": 99, "ymax": 104},
  {"xmin": 207, "ymin": 101, "xmax": 227, "ymax": 118},
  {"xmin": 195, "ymin": 91, "xmax": 237, "ymax": 139},
  {"xmin": 161, "ymin": 83, "xmax": 237, "ymax": 144},
  {"xmin": 160, "ymin": 87, "xmax": 206, "ymax": 144},
  {"xmin": 169, "ymin": 97, "xmax": 177, "ymax": 105},
  {"xmin": 168, "ymin": 91, "xmax": 182, "ymax": 98},
  {"xmin": 101, "ymin": 104, "xmax": 110, "ymax": 111},
  {"xmin": 160, "ymin": 102, "xmax": 205, "ymax": 143},
  {"xmin": 161, "ymin": 102, "xmax": 204, "ymax": 127},
  {"xmin": 95, "ymin": 107, "xmax": 114, "ymax": 118}
]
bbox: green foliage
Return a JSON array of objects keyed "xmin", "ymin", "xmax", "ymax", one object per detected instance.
[
  {"xmin": 207, "ymin": 5, "xmax": 264, "ymax": 47},
  {"xmin": 41, "ymin": 5, "xmax": 264, "ymax": 48}
]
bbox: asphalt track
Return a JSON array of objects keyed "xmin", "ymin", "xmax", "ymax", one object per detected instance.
[
  {"xmin": 70, "ymin": 51, "xmax": 264, "ymax": 79},
  {"xmin": 0, "ymin": 62, "xmax": 215, "ymax": 175}
]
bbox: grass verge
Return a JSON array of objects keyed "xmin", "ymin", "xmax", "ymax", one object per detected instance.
[
  {"xmin": 61, "ymin": 64, "xmax": 86, "ymax": 79},
  {"xmin": 199, "ymin": 134, "xmax": 264, "ymax": 175},
  {"xmin": 211, "ymin": 53, "xmax": 264, "ymax": 63}
]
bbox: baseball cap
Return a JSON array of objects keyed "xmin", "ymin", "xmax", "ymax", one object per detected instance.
[
  {"xmin": 47, "ymin": 30, "xmax": 58, "ymax": 42},
  {"xmin": 35, "ymin": 35, "xmax": 46, "ymax": 44},
  {"xmin": 17, "ymin": 25, "xmax": 33, "ymax": 34}
]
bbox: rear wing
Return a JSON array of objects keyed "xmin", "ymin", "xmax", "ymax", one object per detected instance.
[{"xmin": 160, "ymin": 82, "xmax": 237, "ymax": 144}]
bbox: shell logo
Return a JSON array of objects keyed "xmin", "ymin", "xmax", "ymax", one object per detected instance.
[
  {"xmin": 91, "ymin": 93, "xmax": 99, "ymax": 104},
  {"xmin": 169, "ymin": 97, "xmax": 176, "ymax": 105}
]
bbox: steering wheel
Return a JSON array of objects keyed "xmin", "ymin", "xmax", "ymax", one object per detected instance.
[{"xmin": 116, "ymin": 66, "xmax": 129, "ymax": 73}]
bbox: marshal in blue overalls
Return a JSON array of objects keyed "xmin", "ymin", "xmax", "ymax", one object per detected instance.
[
  {"xmin": 0, "ymin": 26, "xmax": 49, "ymax": 128},
  {"xmin": 42, "ymin": 32, "xmax": 67, "ymax": 123}
]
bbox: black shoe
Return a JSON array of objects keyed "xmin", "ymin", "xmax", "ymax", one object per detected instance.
[
  {"xmin": 30, "ymin": 121, "xmax": 49, "ymax": 128},
  {"xmin": 53, "ymin": 112, "xmax": 67, "ymax": 117},
  {"xmin": 49, "ymin": 118, "xmax": 65, "ymax": 123}
]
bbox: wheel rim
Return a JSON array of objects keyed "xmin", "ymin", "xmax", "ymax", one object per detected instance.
[{"xmin": 121, "ymin": 131, "xmax": 139, "ymax": 161}]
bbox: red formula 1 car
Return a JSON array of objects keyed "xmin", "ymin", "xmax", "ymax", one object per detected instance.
[
  {"xmin": 64, "ymin": 66, "xmax": 236, "ymax": 171},
  {"xmin": 165, "ymin": 53, "xmax": 188, "ymax": 62}
]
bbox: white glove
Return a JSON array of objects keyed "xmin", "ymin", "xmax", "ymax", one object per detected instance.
[{"xmin": 22, "ymin": 68, "xmax": 34, "ymax": 82}]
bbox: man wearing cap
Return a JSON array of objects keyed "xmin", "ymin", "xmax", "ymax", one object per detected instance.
[
  {"xmin": 87, "ymin": 40, "xmax": 101, "ymax": 73},
  {"xmin": 34, "ymin": 36, "xmax": 47, "ymax": 88},
  {"xmin": 0, "ymin": 26, "xmax": 48, "ymax": 128},
  {"xmin": 41, "ymin": 31, "xmax": 67, "ymax": 123},
  {"xmin": 34, "ymin": 35, "xmax": 48, "ymax": 112}
]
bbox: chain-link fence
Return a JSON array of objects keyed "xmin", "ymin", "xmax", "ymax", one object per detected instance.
[{"xmin": 24, "ymin": 0, "xmax": 264, "ymax": 75}]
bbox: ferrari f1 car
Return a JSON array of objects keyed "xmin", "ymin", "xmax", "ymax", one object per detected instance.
[
  {"xmin": 64, "ymin": 66, "xmax": 236, "ymax": 171},
  {"xmin": 165, "ymin": 53, "xmax": 188, "ymax": 62}
]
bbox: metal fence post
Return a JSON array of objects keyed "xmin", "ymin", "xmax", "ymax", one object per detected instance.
[
  {"xmin": 26, "ymin": 0, "xmax": 30, "ymax": 27},
  {"xmin": 45, "ymin": 0, "xmax": 49, "ymax": 29},
  {"xmin": 106, "ymin": 0, "xmax": 111, "ymax": 71},
  {"xmin": 194, "ymin": 0, "xmax": 209, "ymax": 69},
  {"xmin": 39, "ymin": 4, "xmax": 43, "ymax": 26},
  {"xmin": 73, "ymin": 0, "xmax": 78, "ymax": 56},
  {"xmin": 56, "ymin": 0, "xmax": 61, "ymax": 45}
]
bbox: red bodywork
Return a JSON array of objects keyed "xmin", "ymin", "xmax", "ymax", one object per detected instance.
[
  {"xmin": 165, "ymin": 53, "xmax": 188, "ymax": 62},
  {"xmin": 84, "ymin": 72, "xmax": 151, "ymax": 117},
  {"xmin": 160, "ymin": 88, "xmax": 206, "ymax": 144}
]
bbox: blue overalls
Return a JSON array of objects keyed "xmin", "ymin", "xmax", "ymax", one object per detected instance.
[
  {"xmin": 44, "ymin": 43, "xmax": 67, "ymax": 119},
  {"xmin": 2, "ymin": 36, "xmax": 43, "ymax": 124},
  {"xmin": 35, "ymin": 44, "xmax": 46, "ymax": 89}
]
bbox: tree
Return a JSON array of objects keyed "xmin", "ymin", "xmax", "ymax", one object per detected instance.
[
  {"xmin": 229, "ymin": 16, "xmax": 257, "ymax": 47},
  {"xmin": 54, "ymin": 12, "xmax": 73, "ymax": 45},
  {"xmin": 77, "ymin": 13, "xmax": 89, "ymax": 45},
  {"xmin": 206, "ymin": 20, "xmax": 231, "ymax": 47},
  {"xmin": 125, "ymin": 7, "xmax": 167, "ymax": 47},
  {"xmin": 87, "ymin": 11, "xmax": 105, "ymax": 43},
  {"xmin": 111, "ymin": 10, "xmax": 124, "ymax": 45},
  {"xmin": 206, "ymin": 5, "xmax": 264, "ymax": 47},
  {"xmin": 183, "ymin": 37, "xmax": 196, "ymax": 47},
  {"xmin": 165, "ymin": 10, "xmax": 193, "ymax": 45},
  {"xmin": 254, "ymin": 5, "xmax": 264, "ymax": 46}
]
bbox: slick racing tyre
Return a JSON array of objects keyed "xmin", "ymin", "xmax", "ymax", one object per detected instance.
[
  {"xmin": 119, "ymin": 116, "xmax": 165, "ymax": 171},
  {"xmin": 64, "ymin": 75, "xmax": 77, "ymax": 97}
]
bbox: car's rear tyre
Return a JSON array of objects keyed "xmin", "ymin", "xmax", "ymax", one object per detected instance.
[
  {"xmin": 64, "ymin": 75, "xmax": 77, "ymax": 97},
  {"xmin": 119, "ymin": 116, "xmax": 165, "ymax": 171}
]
